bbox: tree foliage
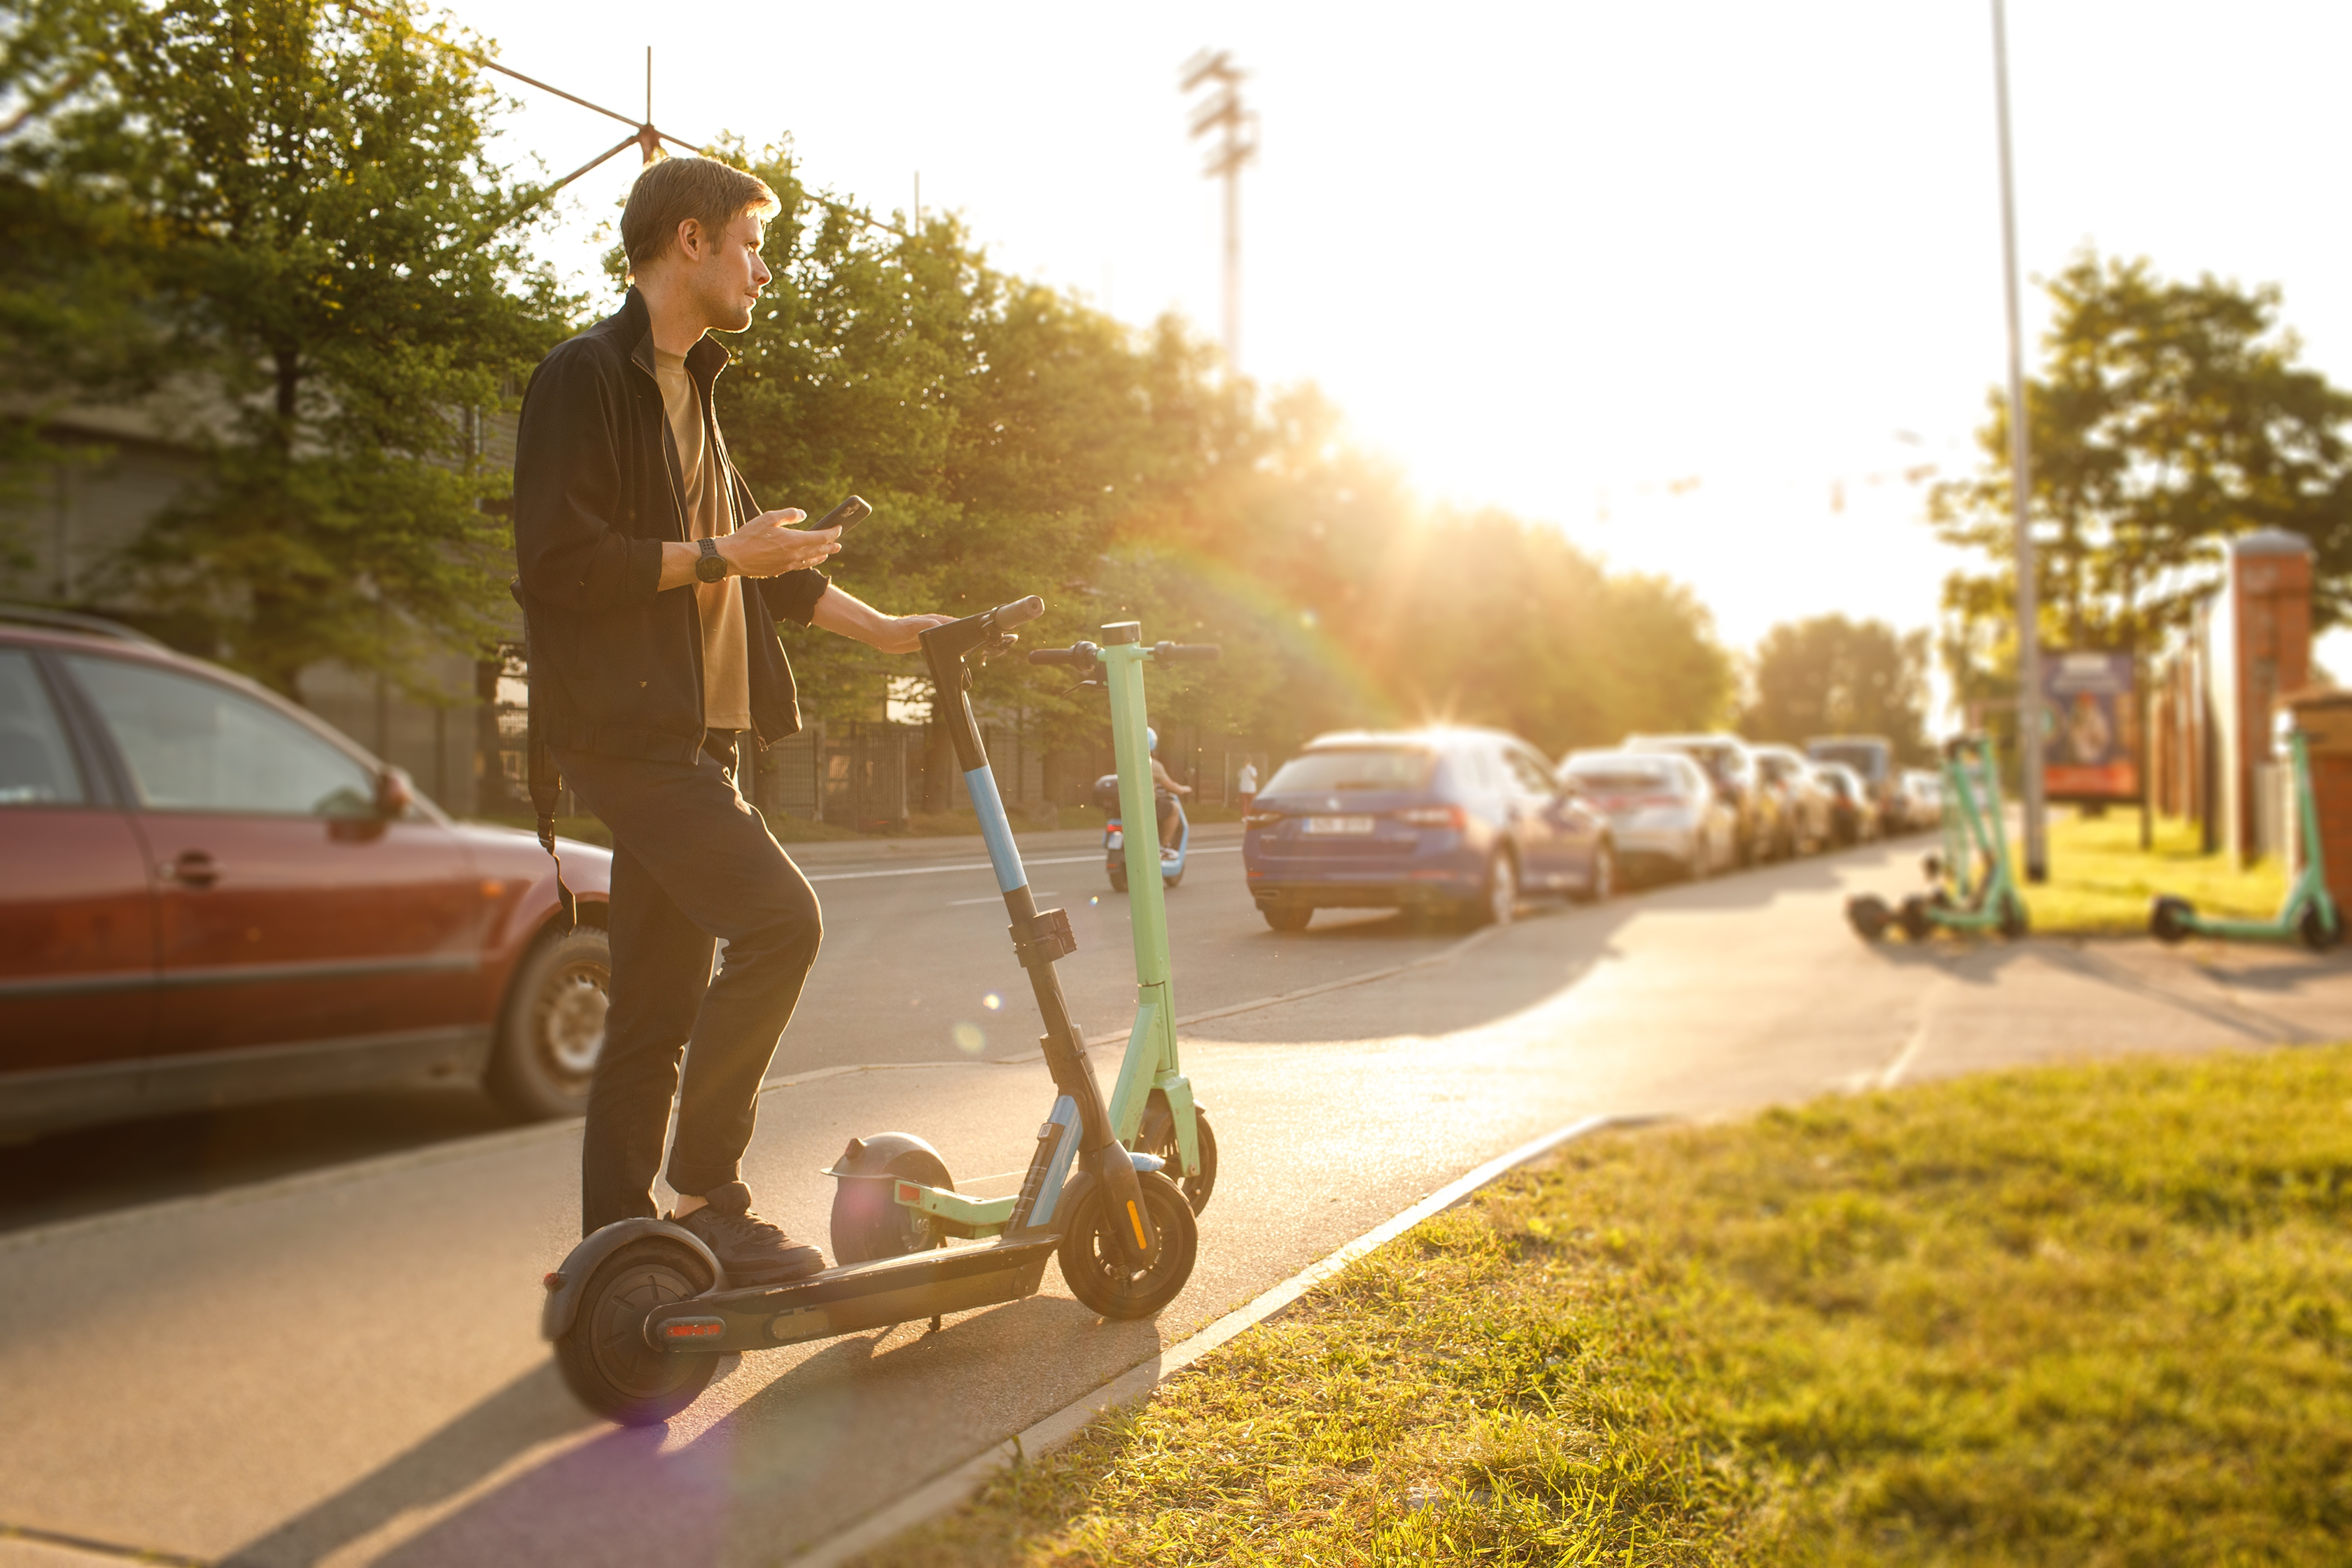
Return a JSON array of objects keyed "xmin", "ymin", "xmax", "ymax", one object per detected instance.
[
  {"xmin": 1742, "ymin": 615, "xmax": 1929, "ymax": 760},
  {"xmin": 1931, "ymin": 253, "xmax": 2352, "ymax": 684},
  {"xmin": 4, "ymin": 0, "xmax": 572, "ymax": 696},
  {"xmin": 8, "ymin": 29, "xmax": 1728, "ymax": 752}
]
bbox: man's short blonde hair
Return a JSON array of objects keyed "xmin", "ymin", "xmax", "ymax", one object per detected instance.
[{"xmin": 620, "ymin": 156, "xmax": 780, "ymax": 270}]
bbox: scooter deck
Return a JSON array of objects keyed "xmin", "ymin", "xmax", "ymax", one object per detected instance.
[{"xmin": 643, "ymin": 1235, "xmax": 1059, "ymax": 1354}]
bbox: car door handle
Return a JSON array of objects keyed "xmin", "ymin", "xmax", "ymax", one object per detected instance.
[{"xmin": 161, "ymin": 851, "xmax": 220, "ymax": 888}]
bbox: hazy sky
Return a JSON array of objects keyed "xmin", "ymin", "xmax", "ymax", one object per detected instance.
[{"xmin": 451, "ymin": 1, "xmax": 2352, "ymax": 669}]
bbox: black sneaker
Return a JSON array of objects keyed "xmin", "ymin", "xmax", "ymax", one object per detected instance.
[{"xmin": 673, "ymin": 1182, "xmax": 825, "ymax": 1285}]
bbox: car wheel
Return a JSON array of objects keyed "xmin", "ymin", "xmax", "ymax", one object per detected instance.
[
  {"xmin": 485, "ymin": 924, "xmax": 610, "ymax": 1121},
  {"xmin": 1476, "ymin": 850, "xmax": 1518, "ymax": 927},
  {"xmin": 1261, "ymin": 903, "xmax": 1313, "ymax": 932}
]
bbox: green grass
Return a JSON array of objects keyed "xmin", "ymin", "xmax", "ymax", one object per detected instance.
[
  {"xmin": 2024, "ymin": 809, "xmax": 2286, "ymax": 935},
  {"xmin": 860, "ymin": 1046, "xmax": 2352, "ymax": 1566}
]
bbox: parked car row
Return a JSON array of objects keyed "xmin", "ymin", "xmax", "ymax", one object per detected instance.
[
  {"xmin": 1238, "ymin": 726, "xmax": 1943, "ymax": 930},
  {"xmin": 0, "ymin": 608, "xmax": 613, "ymax": 1142},
  {"xmin": 1565, "ymin": 731, "xmax": 1940, "ymax": 883}
]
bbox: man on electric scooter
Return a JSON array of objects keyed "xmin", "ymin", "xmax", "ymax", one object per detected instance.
[
  {"xmin": 512, "ymin": 156, "xmax": 951, "ymax": 1282},
  {"xmin": 1149, "ymin": 728, "xmax": 1192, "ymax": 859}
]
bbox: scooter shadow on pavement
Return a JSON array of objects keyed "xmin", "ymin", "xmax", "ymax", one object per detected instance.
[
  {"xmin": 1847, "ymin": 927, "xmax": 2320, "ymax": 1045},
  {"xmin": 290, "ymin": 1295, "xmax": 1154, "ymax": 1568},
  {"xmin": 215, "ymin": 1360, "xmax": 601, "ymax": 1567}
]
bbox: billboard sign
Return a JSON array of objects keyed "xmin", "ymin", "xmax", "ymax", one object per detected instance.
[{"xmin": 2042, "ymin": 651, "xmax": 2139, "ymax": 802}]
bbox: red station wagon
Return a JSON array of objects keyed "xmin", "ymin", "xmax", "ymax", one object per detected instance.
[{"xmin": 0, "ymin": 608, "xmax": 612, "ymax": 1140}]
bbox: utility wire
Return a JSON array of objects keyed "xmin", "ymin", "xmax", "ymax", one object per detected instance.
[{"xmin": 336, "ymin": 1, "xmax": 912, "ymax": 239}]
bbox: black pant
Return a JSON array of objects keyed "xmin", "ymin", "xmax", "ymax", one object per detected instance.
[{"xmin": 554, "ymin": 732, "xmax": 823, "ymax": 1235}]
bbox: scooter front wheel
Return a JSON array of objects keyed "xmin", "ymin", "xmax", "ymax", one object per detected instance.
[
  {"xmin": 1134, "ymin": 1094, "xmax": 1218, "ymax": 1214},
  {"xmin": 2300, "ymin": 902, "xmax": 2340, "ymax": 953},
  {"xmin": 553, "ymin": 1236, "xmax": 718, "ymax": 1426},
  {"xmin": 1058, "ymin": 1170, "xmax": 1198, "ymax": 1320},
  {"xmin": 1108, "ymin": 862, "xmax": 1128, "ymax": 894}
]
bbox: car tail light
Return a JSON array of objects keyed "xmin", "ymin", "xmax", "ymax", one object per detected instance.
[
  {"xmin": 1242, "ymin": 810, "xmax": 1283, "ymax": 827},
  {"xmin": 1396, "ymin": 805, "xmax": 1466, "ymax": 830},
  {"xmin": 1637, "ymin": 795, "xmax": 1682, "ymax": 809}
]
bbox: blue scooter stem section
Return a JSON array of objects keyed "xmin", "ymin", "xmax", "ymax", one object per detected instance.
[{"xmin": 965, "ymin": 766, "xmax": 1027, "ymax": 892}]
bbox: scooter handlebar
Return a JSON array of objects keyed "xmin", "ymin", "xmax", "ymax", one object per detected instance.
[
  {"xmin": 1152, "ymin": 642, "xmax": 1221, "ymax": 662},
  {"xmin": 1028, "ymin": 645, "xmax": 1098, "ymax": 668},
  {"xmin": 990, "ymin": 595, "xmax": 1044, "ymax": 630}
]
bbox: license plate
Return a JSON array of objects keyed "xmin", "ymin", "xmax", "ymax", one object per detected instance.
[{"xmin": 1302, "ymin": 816, "xmax": 1376, "ymax": 835}]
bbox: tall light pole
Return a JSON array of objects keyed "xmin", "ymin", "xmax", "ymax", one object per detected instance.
[
  {"xmin": 1182, "ymin": 49, "xmax": 1256, "ymax": 372},
  {"xmin": 1991, "ymin": 0, "xmax": 2046, "ymax": 881}
]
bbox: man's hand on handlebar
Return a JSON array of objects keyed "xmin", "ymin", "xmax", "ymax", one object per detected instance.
[{"xmin": 860, "ymin": 612, "xmax": 958, "ymax": 654}]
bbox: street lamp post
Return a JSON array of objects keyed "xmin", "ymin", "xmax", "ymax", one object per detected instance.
[{"xmin": 1991, "ymin": 0, "xmax": 2047, "ymax": 881}]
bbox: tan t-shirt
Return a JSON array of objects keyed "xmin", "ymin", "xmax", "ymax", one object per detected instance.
[{"xmin": 652, "ymin": 348, "xmax": 751, "ymax": 733}]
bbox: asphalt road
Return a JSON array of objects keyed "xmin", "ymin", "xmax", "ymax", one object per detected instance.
[
  {"xmin": 6, "ymin": 830, "xmax": 2351, "ymax": 1567},
  {"xmin": 2, "ymin": 822, "xmax": 1451, "ymax": 1234}
]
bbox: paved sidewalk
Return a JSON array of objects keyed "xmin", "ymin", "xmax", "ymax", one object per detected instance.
[{"xmin": 4, "ymin": 844, "xmax": 2346, "ymax": 1567}]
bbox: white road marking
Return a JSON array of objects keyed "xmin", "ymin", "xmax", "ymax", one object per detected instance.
[{"xmin": 807, "ymin": 844, "xmax": 1240, "ymax": 884}]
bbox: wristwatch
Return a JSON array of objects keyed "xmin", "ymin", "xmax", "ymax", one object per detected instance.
[{"xmin": 693, "ymin": 537, "xmax": 729, "ymax": 584}]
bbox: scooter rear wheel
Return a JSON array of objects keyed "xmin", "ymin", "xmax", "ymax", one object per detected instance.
[
  {"xmin": 2150, "ymin": 895, "xmax": 2194, "ymax": 944},
  {"xmin": 1997, "ymin": 891, "xmax": 2030, "ymax": 940},
  {"xmin": 1846, "ymin": 894, "xmax": 1891, "ymax": 941},
  {"xmin": 1058, "ymin": 1170, "xmax": 1198, "ymax": 1320},
  {"xmin": 1898, "ymin": 895, "xmax": 1933, "ymax": 943},
  {"xmin": 2300, "ymin": 902, "xmax": 2340, "ymax": 953},
  {"xmin": 831, "ymin": 1149, "xmax": 953, "ymax": 1266},
  {"xmin": 1108, "ymin": 863, "xmax": 1128, "ymax": 894},
  {"xmin": 553, "ymin": 1236, "xmax": 718, "ymax": 1426}
]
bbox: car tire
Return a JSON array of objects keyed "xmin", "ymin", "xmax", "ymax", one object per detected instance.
[
  {"xmin": 1261, "ymin": 903, "xmax": 1313, "ymax": 933},
  {"xmin": 485, "ymin": 924, "xmax": 610, "ymax": 1122}
]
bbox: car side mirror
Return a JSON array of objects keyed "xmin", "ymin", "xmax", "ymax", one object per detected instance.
[{"xmin": 376, "ymin": 765, "xmax": 416, "ymax": 819}]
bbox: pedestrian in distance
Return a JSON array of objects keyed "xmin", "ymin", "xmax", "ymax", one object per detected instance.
[
  {"xmin": 512, "ymin": 155, "xmax": 953, "ymax": 1282},
  {"xmin": 1236, "ymin": 758, "xmax": 1258, "ymax": 818}
]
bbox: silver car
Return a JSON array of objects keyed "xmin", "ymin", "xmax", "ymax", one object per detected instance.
[{"xmin": 1560, "ymin": 749, "xmax": 1737, "ymax": 881}]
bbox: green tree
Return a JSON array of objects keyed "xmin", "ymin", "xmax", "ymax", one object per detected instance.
[
  {"xmin": 0, "ymin": 0, "xmax": 172, "ymax": 564},
  {"xmin": 1931, "ymin": 253, "xmax": 2352, "ymax": 667},
  {"xmin": 9, "ymin": 0, "xmax": 572, "ymax": 696},
  {"xmin": 1742, "ymin": 615, "xmax": 1930, "ymax": 759}
]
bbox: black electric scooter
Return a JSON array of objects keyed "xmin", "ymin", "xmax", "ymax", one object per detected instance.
[{"xmin": 540, "ymin": 596, "xmax": 1205, "ymax": 1426}]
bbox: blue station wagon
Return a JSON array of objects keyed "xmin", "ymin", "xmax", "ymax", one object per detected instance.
[{"xmin": 1242, "ymin": 729, "xmax": 1615, "ymax": 932}]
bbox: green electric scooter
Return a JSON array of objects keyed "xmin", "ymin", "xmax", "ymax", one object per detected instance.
[
  {"xmin": 1030, "ymin": 623, "xmax": 1222, "ymax": 1212},
  {"xmin": 1848, "ymin": 734, "xmax": 2029, "ymax": 941},
  {"xmin": 541, "ymin": 601, "xmax": 1217, "ymax": 1427},
  {"xmin": 2150, "ymin": 727, "xmax": 2340, "ymax": 951}
]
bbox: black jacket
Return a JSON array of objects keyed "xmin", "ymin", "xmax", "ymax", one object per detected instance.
[{"xmin": 512, "ymin": 288, "xmax": 829, "ymax": 764}]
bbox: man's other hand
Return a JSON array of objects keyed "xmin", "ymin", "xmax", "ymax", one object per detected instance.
[
  {"xmin": 719, "ymin": 510, "xmax": 841, "ymax": 578},
  {"xmin": 860, "ymin": 612, "xmax": 958, "ymax": 654}
]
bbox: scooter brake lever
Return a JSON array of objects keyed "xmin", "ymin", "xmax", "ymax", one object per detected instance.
[{"xmin": 1062, "ymin": 678, "xmax": 1106, "ymax": 698}]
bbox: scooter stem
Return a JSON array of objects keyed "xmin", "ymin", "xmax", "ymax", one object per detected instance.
[{"xmin": 918, "ymin": 610, "xmax": 1158, "ymax": 1268}]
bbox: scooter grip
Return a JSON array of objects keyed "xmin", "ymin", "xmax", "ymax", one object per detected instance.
[
  {"xmin": 1152, "ymin": 642, "xmax": 1222, "ymax": 662},
  {"xmin": 992, "ymin": 595, "xmax": 1044, "ymax": 629}
]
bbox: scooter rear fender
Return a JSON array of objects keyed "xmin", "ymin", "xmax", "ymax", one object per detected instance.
[{"xmin": 541, "ymin": 1218, "xmax": 723, "ymax": 1340}]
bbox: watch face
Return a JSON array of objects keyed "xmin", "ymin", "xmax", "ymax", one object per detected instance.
[{"xmin": 696, "ymin": 551, "xmax": 727, "ymax": 582}]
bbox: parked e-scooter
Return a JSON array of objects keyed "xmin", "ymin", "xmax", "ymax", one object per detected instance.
[
  {"xmin": 1095, "ymin": 728, "xmax": 1190, "ymax": 893},
  {"xmin": 2150, "ymin": 725, "xmax": 2339, "ymax": 951},
  {"xmin": 1038, "ymin": 630, "xmax": 1222, "ymax": 1214},
  {"xmin": 541, "ymin": 599, "xmax": 1208, "ymax": 1427},
  {"xmin": 1847, "ymin": 734, "xmax": 2029, "ymax": 941}
]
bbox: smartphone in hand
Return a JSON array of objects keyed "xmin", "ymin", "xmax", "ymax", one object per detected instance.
[{"xmin": 807, "ymin": 496, "xmax": 873, "ymax": 536}]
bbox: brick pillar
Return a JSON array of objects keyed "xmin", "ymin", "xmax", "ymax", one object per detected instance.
[{"xmin": 2225, "ymin": 531, "xmax": 2313, "ymax": 860}]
